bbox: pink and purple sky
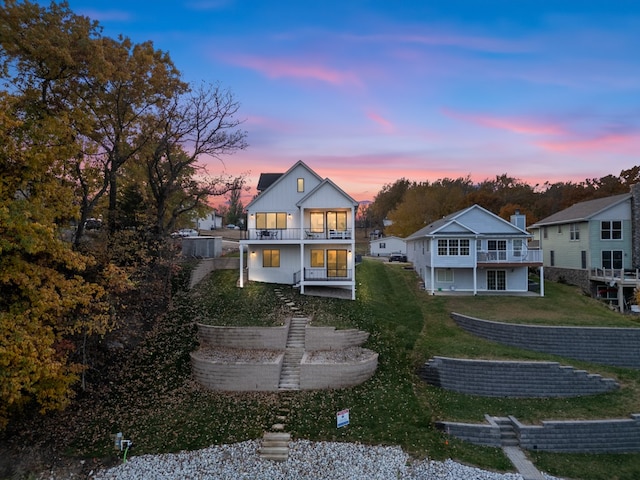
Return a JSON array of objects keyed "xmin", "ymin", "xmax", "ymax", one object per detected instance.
[{"xmin": 52, "ymin": 0, "xmax": 640, "ymax": 203}]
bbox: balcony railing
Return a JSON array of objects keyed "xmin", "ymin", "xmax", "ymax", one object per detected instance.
[
  {"xmin": 303, "ymin": 267, "xmax": 353, "ymax": 281},
  {"xmin": 247, "ymin": 228, "xmax": 353, "ymax": 241},
  {"xmin": 476, "ymin": 248, "xmax": 543, "ymax": 264}
]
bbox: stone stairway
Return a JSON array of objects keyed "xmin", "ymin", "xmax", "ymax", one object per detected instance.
[
  {"xmin": 278, "ymin": 316, "xmax": 308, "ymax": 391},
  {"xmin": 259, "ymin": 431, "xmax": 291, "ymax": 462},
  {"xmin": 494, "ymin": 417, "xmax": 518, "ymax": 447}
]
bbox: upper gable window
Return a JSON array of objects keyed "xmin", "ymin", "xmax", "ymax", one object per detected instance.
[
  {"xmin": 601, "ymin": 221, "xmax": 622, "ymax": 240},
  {"xmin": 297, "ymin": 178, "xmax": 304, "ymax": 192}
]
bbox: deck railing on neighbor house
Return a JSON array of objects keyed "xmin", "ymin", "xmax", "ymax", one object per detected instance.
[
  {"xmin": 247, "ymin": 228, "xmax": 352, "ymax": 241},
  {"xmin": 590, "ymin": 268, "xmax": 640, "ymax": 281},
  {"xmin": 476, "ymin": 248, "xmax": 542, "ymax": 264}
]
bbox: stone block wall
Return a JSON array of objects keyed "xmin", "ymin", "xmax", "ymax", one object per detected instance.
[
  {"xmin": 451, "ymin": 313, "xmax": 640, "ymax": 368},
  {"xmin": 543, "ymin": 267, "xmax": 591, "ymax": 293},
  {"xmin": 190, "ymin": 351, "xmax": 283, "ymax": 391},
  {"xmin": 514, "ymin": 415, "xmax": 640, "ymax": 453},
  {"xmin": 305, "ymin": 327, "xmax": 369, "ymax": 351},
  {"xmin": 300, "ymin": 351, "xmax": 378, "ymax": 390},
  {"xmin": 438, "ymin": 415, "xmax": 640, "ymax": 453},
  {"xmin": 420, "ymin": 356, "xmax": 618, "ymax": 397},
  {"xmin": 196, "ymin": 323, "xmax": 288, "ymax": 350},
  {"xmin": 436, "ymin": 415, "xmax": 502, "ymax": 448}
]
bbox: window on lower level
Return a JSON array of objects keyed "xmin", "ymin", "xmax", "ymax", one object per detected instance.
[
  {"xmin": 263, "ymin": 249, "xmax": 280, "ymax": 267},
  {"xmin": 436, "ymin": 269, "xmax": 453, "ymax": 282},
  {"xmin": 311, "ymin": 249, "xmax": 324, "ymax": 267}
]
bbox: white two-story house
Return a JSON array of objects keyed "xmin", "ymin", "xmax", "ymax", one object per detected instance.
[
  {"xmin": 239, "ymin": 161, "xmax": 359, "ymax": 300},
  {"xmin": 406, "ymin": 205, "xmax": 543, "ymax": 295}
]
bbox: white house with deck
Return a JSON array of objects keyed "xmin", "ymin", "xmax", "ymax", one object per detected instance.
[
  {"xmin": 406, "ymin": 205, "xmax": 544, "ymax": 295},
  {"xmin": 239, "ymin": 161, "xmax": 358, "ymax": 300}
]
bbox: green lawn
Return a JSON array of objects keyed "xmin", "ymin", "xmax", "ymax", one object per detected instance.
[{"xmin": 62, "ymin": 259, "xmax": 640, "ymax": 480}]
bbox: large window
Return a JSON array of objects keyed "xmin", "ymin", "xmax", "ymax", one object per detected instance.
[
  {"xmin": 297, "ymin": 178, "xmax": 304, "ymax": 192},
  {"xmin": 436, "ymin": 269, "xmax": 453, "ymax": 282},
  {"xmin": 256, "ymin": 212, "xmax": 287, "ymax": 230},
  {"xmin": 327, "ymin": 249, "xmax": 347, "ymax": 277},
  {"xmin": 310, "ymin": 212, "xmax": 324, "ymax": 233},
  {"xmin": 311, "ymin": 249, "xmax": 324, "ymax": 267},
  {"xmin": 327, "ymin": 211, "xmax": 347, "ymax": 231},
  {"xmin": 437, "ymin": 239, "xmax": 469, "ymax": 256},
  {"xmin": 601, "ymin": 221, "xmax": 622, "ymax": 240},
  {"xmin": 602, "ymin": 250, "xmax": 623, "ymax": 269},
  {"xmin": 263, "ymin": 249, "xmax": 280, "ymax": 267}
]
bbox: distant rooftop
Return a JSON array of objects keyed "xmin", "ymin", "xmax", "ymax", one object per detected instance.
[{"xmin": 257, "ymin": 173, "xmax": 283, "ymax": 193}]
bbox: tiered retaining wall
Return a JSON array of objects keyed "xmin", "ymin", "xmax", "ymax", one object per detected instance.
[
  {"xmin": 420, "ymin": 356, "xmax": 618, "ymax": 397},
  {"xmin": 190, "ymin": 351, "xmax": 283, "ymax": 392},
  {"xmin": 451, "ymin": 312, "xmax": 640, "ymax": 368},
  {"xmin": 196, "ymin": 322, "xmax": 288, "ymax": 350},
  {"xmin": 438, "ymin": 415, "xmax": 640, "ymax": 453},
  {"xmin": 305, "ymin": 327, "xmax": 369, "ymax": 351},
  {"xmin": 192, "ymin": 322, "xmax": 377, "ymax": 392},
  {"xmin": 300, "ymin": 350, "xmax": 379, "ymax": 390}
]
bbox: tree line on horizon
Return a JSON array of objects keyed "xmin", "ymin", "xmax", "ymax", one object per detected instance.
[{"xmin": 363, "ymin": 168, "xmax": 640, "ymax": 238}]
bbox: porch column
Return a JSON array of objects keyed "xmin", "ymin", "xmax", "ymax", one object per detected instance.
[
  {"xmin": 473, "ymin": 266, "xmax": 477, "ymax": 295},
  {"xmin": 239, "ymin": 244, "xmax": 244, "ymax": 288},
  {"xmin": 430, "ymin": 239, "xmax": 435, "ymax": 294},
  {"xmin": 539, "ymin": 266, "xmax": 544, "ymax": 297}
]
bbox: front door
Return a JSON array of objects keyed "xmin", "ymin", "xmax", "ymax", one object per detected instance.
[{"xmin": 487, "ymin": 270, "xmax": 506, "ymax": 291}]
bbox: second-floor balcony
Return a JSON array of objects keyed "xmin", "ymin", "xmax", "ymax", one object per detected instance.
[
  {"xmin": 477, "ymin": 248, "xmax": 543, "ymax": 265},
  {"xmin": 247, "ymin": 228, "xmax": 353, "ymax": 241}
]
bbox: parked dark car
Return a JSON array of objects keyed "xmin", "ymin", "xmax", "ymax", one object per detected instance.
[{"xmin": 389, "ymin": 253, "xmax": 407, "ymax": 262}]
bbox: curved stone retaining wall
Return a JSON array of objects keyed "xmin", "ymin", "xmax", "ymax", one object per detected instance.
[
  {"xmin": 300, "ymin": 350, "xmax": 379, "ymax": 390},
  {"xmin": 197, "ymin": 322, "xmax": 288, "ymax": 350},
  {"xmin": 190, "ymin": 351, "xmax": 283, "ymax": 391},
  {"xmin": 451, "ymin": 313, "xmax": 640, "ymax": 368},
  {"xmin": 438, "ymin": 414, "xmax": 640, "ymax": 453},
  {"xmin": 305, "ymin": 327, "xmax": 369, "ymax": 351},
  {"xmin": 420, "ymin": 356, "xmax": 618, "ymax": 398}
]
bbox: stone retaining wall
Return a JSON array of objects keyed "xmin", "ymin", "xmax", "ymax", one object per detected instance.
[
  {"xmin": 305, "ymin": 327, "xmax": 370, "ymax": 351},
  {"xmin": 190, "ymin": 351, "xmax": 283, "ymax": 391},
  {"xmin": 436, "ymin": 415, "xmax": 502, "ymax": 448},
  {"xmin": 419, "ymin": 356, "xmax": 618, "ymax": 397},
  {"xmin": 438, "ymin": 415, "xmax": 640, "ymax": 453},
  {"xmin": 300, "ymin": 351, "xmax": 379, "ymax": 390},
  {"xmin": 196, "ymin": 322, "xmax": 288, "ymax": 350},
  {"xmin": 451, "ymin": 312, "xmax": 640, "ymax": 368}
]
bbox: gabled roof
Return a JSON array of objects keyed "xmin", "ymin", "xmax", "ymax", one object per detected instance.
[
  {"xmin": 530, "ymin": 193, "xmax": 631, "ymax": 228},
  {"xmin": 246, "ymin": 160, "xmax": 324, "ymax": 209},
  {"xmin": 297, "ymin": 177, "xmax": 359, "ymax": 208},
  {"xmin": 406, "ymin": 204, "xmax": 529, "ymax": 240},
  {"xmin": 256, "ymin": 173, "xmax": 283, "ymax": 192}
]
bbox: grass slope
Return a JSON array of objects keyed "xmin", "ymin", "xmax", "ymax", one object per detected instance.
[{"xmin": 4, "ymin": 259, "xmax": 640, "ymax": 480}]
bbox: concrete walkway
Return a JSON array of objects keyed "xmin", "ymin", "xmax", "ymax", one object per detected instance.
[{"xmin": 502, "ymin": 447, "xmax": 545, "ymax": 480}]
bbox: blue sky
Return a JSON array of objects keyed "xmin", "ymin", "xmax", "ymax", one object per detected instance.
[{"xmin": 51, "ymin": 0, "xmax": 640, "ymax": 202}]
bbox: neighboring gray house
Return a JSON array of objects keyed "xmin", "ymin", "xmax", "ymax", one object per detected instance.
[
  {"xmin": 197, "ymin": 211, "xmax": 223, "ymax": 230},
  {"xmin": 529, "ymin": 186, "xmax": 640, "ymax": 311},
  {"xmin": 369, "ymin": 235, "xmax": 406, "ymax": 257},
  {"xmin": 406, "ymin": 205, "xmax": 543, "ymax": 295}
]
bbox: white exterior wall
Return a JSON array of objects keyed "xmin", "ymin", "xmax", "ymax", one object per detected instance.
[{"xmin": 247, "ymin": 245, "xmax": 300, "ymax": 284}]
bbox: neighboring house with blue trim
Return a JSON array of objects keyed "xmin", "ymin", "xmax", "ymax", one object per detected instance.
[
  {"xmin": 239, "ymin": 161, "xmax": 358, "ymax": 300},
  {"xmin": 406, "ymin": 205, "xmax": 543, "ymax": 295},
  {"xmin": 529, "ymin": 188, "xmax": 640, "ymax": 311}
]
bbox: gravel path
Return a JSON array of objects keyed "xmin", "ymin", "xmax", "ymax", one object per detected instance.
[{"xmin": 90, "ymin": 440, "xmax": 563, "ymax": 480}]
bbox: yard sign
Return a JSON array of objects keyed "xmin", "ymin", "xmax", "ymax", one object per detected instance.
[{"xmin": 337, "ymin": 409, "xmax": 350, "ymax": 428}]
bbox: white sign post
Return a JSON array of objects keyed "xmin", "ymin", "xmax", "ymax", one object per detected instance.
[{"xmin": 337, "ymin": 409, "xmax": 350, "ymax": 428}]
